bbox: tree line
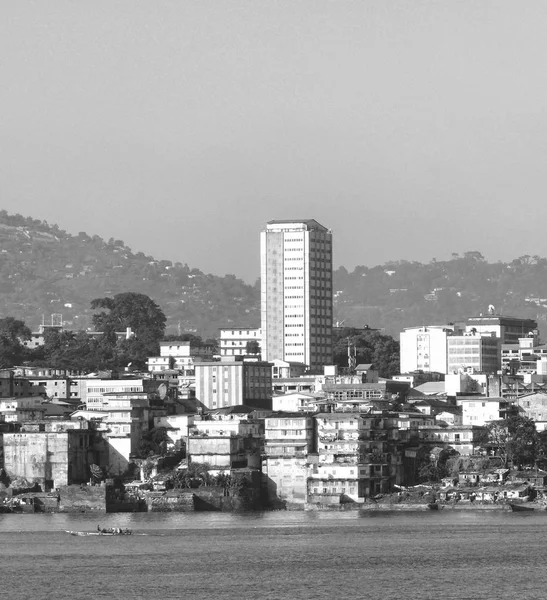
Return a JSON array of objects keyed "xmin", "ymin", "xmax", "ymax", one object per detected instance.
[{"xmin": 0, "ymin": 292, "xmax": 213, "ymax": 372}]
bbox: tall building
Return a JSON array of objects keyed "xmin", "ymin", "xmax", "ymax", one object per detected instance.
[{"xmin": 260, "ymin": 219, "xmax": 333, "ymax": 371}]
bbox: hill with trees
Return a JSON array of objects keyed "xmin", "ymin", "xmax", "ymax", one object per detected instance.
[
  {"xmin": 333, "ymin": 252, "xmax": 547, "ymax": 339},
  {"xmin": 1, "ymin": 211, "xmax": 547, "ymax": 342},
  {"xmin": 0, "ymin": 211, "xmax": 259, "ymax": 339}
]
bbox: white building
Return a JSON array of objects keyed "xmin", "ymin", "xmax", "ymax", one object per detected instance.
[
  {"xmin": 457, "ymin": 396, "xmax": 511, "ymax": 426},
  {"xmin": 260, "ymin": 219, "xmax": 333, "ymax": 371},
  {"xmin": 219, "ymin": 327, "xmax": 262, "ymax": 357},
  {"xmin": 147, "ymin": 341, "xmax": 214, "ymax": 372},
  {"xmin": 400, "ymin": 326, "xmax": 455, "ymax": 374},
  {"xmin": 194, "ymin": 357, "xmax": 273, "ymax": 410}
]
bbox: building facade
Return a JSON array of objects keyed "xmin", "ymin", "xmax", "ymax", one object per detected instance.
[
  {"xmin": 219, "ymin": 327, "xmax": 262, "ymax": 357},
  {"xmin": 400, "ymin": 326, "xmax": 456, "ymax": 374},
  {"xmin": 465, "ymin": 315, "xmax": 538, "ymax": 344},
  {"xmin": 446, "ymin": 333, "xmax": 501, "ymax": 374},
  {"xmin": 194, "ymin": 357, "xmax": 273, "ymax": 410},
  {"xmin": 260, "ymin": 219, "xmax": 333, "ymax": 371}
]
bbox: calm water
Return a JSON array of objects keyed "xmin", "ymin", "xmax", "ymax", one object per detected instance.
[{"xmin": 1, "ymin": 510, "xmax": 546, "ymax": 600}]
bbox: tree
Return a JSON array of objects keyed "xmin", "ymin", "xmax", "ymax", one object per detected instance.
[
  {"xmin": 245, "ymin": 340, "xmax": 261, "ymax": 355},
  {"xmin": 0, "ymin": 317, "xmax": 31, "ymax": 367},
  {"xmin": 91, "ymin": 292, "xmax": 166, "ymax": 368},
  {"xmin": 485, "ymin": 415, "xmax": 539, "ymax": 467},
  {"xmin": 332, "ymin": 328, "xmax": 400, "ymax": 378},
  {"xmin": 138, "ymin": 427, "xmax": 170, "ymax": 458}
]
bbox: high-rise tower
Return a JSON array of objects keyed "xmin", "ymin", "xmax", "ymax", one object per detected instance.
[{"xmin": 260, "ymin": 219, "xmax": 333, "ymax": 371}]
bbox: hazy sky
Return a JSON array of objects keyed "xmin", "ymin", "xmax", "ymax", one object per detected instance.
[{"xmin": 2, "ymin": 1, "xmax": 547, "ymax": 282}]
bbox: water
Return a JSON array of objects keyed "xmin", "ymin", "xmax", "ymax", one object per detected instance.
[{"xmin": 1, "ymin": 510, "xmax": 546, "ymax": 600}]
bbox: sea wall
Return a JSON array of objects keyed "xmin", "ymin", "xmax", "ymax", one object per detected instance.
[
  {"xmin": 145, "ymin": 491, "xmax": 195, "ymax": 512},
  {"xmin": 58, "ymin": 484, "xmax": 106, "ymax": 512}
]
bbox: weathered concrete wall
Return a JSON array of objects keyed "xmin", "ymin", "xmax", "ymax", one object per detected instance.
[
  {"xmin": 145, "ymin": 491, "xmax": 195, "ymax": 512},
  {"xmin": 3, "ymin": 431, "xmax": 91, "ymax": 489},
  {"xmin": 58, "ymin": 484, "xmax": 106, "ymax": 512}
]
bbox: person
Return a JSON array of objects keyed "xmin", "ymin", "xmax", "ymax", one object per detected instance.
[{"xmin": 97, "ymin": 525, "xmax": 101, "ymax": 532}]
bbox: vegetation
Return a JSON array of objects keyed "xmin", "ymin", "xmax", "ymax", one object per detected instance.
[
  {"xmin": 91, "ymin": 292, "xmax": 167, "ymax": 369},
  {"xmin": 245, "ymin": 340, "xmax": 261, "ymax": 355},
  {"xmin": 482, "ymin": 415, "xmax": 540, "ymax": 468},
  {"xmin": 0, "ymin": 211, "xmax": 259, "ymax": 339},
  {"xmin": 334, "ymin": 252, "xmax": 547, "ymax": 338},
  {"xmin": 0, "ymin": 317, "xmax": 31, "ymax": 367},
  {"xmin": 138, "ymin": 427, "xmax": 170, "ymax": 458},
  {"xmin": 332, "ymin": 327, "xmax": 400, "ymax": 378},
  {"xmin": 416, "ymin": 446, "xmax": 458, "ymax": 483}
]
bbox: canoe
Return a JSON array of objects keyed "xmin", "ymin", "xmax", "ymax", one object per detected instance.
[
  {"xmin": 509, "ymin": 504, "xmax": 534, "ymax": 512},
  {"xmin": 64, "ymin": 530, "xmax": 132, "ymax": 536}
]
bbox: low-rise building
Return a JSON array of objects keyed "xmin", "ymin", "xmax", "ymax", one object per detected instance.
[
  {"xmin": 272, "ymin": 392, "xmax": 318, "ymax": 413},
  {"xmin": 417, "ymin": 425, "xmax": 486, "ymax": 455},
  {"xmin": 194, "ymin": 357, "xmax": 272, "ymax": 410},
  {"xmin": 457, "ymin": 396, "xmax": 513, "ymax": 425},
  {"xmin": 0, "ymin": 397, "xmax": 47, "ymax": 422},
  {"xmin": 147, "ymin": 341, "xmax": 214, "ymax": 373},
  {"xmin": 219, "ymin": 327, "xmax": 261, "ymax": 357}
]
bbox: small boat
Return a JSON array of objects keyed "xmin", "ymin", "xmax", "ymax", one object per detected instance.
[
  {"xmin": 509, "ymin": 503, "xmax": 534, "ymax": 512},
  {"xmin": 65, "ymin": 529, "xmax": 132, "ymax": 536}
]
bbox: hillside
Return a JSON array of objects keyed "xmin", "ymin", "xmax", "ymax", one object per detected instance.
[
  {"xmin": 333, "ymin": 252, "xmax": 547, "ymax": 339},
  {"xmin": 0, "ymin": 211, "xmax": 259, "ymax": 338},
  {"xmin": 1, "ymin": 212, "xmax": 547, "ymax": 340}
]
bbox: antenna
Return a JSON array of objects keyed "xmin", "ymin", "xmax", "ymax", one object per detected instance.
[{"xmin": 347, "ymin": 339, "xmax": 356, "ymax": 375}]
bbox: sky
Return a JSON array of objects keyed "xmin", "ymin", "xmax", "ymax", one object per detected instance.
[{"xmin": 2, "ymin": 1, "xmax": 547, "ymax": 283}]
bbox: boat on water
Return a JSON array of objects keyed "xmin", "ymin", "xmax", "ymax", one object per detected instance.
[
  {"xmin": 509, "ymin": 503, "xmax": 535, "ymax": 512},
  {"xmin": 65, "ymin": 528, "xmax": 132, "ymax": 536}
]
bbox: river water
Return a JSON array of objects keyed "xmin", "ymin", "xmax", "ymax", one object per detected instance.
[{"xmin": 1, "ymin": 510, "xmax": 545, "ymax": 600}]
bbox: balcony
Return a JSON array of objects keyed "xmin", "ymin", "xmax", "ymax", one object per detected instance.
[{"xmin": 360, "ymin": 452, "xmax": 391, "ymax": 464}]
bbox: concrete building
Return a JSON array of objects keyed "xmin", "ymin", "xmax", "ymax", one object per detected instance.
[
  {"xmin": 310, "ymin": 411, "xmax": 403, "ymax": 502},
  {"xmin": 262, "ymin": 414, "xmax": 315, "ymax": 507},
  {"xmin": 271, "ymin": 377, "xmax": 316, "ymax": 395},
  {"xmin": 446, "ymin": 332, "xmax": 501, "ymax": 374},
  {"xmin": 272, "ymin": 392, "xmax": 318, "ymax": 413},
  {"xmin": 465, "ymin": 315, "xmax": 538, "ymax": 344},
  {"xmin": 0, "ymin": 397, "xmax": 47, "ymax": 422},
  {"xmin": 0, "ymin": 372, "xmax": 44, "ymax": 399},
  {"xmin": 516, "ymin": 392, "xmax": 547, "ymax": 430},
  {"xmin": 72, "ymin": 392, "xmax": 151, "ymax": 475},
  {"xmin": 147, "ymin": 341, "xmax": 214, "ymax": 373},
  {"xmin": 417, "ymin": 425, "xmax": 485, "ymax": 455},
  {"xmin": 194, "ymin": 357, "xmax": 273, "ymax": 410},
  {"xmin": 400, "ymin": 326, "xmax": 456, "ymax": 374},
  {"xmin": 271, "ymin": 359, "xmax": 307, "ymax": 379},
  {"xmin": 260, "ymin": 219, "xmax": 333, "ymax": 371},
  {"xmin": 84, "ymin": 378, "xmax": 159, "ymax": 411},
  {"xmin": 457, "ymin": 396, "xmax": 513, "ymax": 425},
  {"xmin": 219, "ymin": 327, "xmax": 262, "ymax": 357}
]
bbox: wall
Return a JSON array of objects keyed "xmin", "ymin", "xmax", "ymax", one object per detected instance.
[
  {"xmin": 3, "ymin": 431, "xmax": 90, "ymax": 488},
  {"xmin": 58, "ymin": 484, "xmax": 106, "ymax": 512}
]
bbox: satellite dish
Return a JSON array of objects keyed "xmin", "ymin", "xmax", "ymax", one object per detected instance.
[{"xmin": 158, "ymin": 383, "xmax": 168, "ymax": 400}]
